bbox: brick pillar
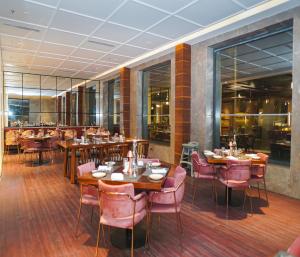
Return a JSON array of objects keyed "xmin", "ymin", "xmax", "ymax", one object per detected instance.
[
  {"xmin": 175, "ymin": 43, "xmax": 191, "ymax": 164},
  {"xmin": 57, "ymin": 96, "xmax": 62, "ymax": 125},
  {"xmin": 78, "ymin": 86, "xmax": 84, "ymax": 126},
  {"xmin": 120, "ymin": 67, "xmax": 130, "ymax": 137},
  {"xmin": 66, "ymin": 92, "xmax": 71, "ymax": 126}
]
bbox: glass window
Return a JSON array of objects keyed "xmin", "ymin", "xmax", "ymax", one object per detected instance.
[
  {"xmin": 142, "ymin": 61, "xmax": 171, "ymax": 144},
  {"xmin": 113, "ymin": 78, "xmax": 120, "ymax": 127},
  {"xmin": 3, "ymin": 72, "xmax": 100, "ymax": 127},
  {"xmin": 214, "ymin": 28, "xmax": 293, "ymax": 164}
]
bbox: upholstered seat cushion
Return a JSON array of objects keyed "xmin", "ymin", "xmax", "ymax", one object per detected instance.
[
  {"xmin": 150, "ymin": 202, "xmax": 181, "ymax": 213},
  {"xmin": 194, "ymin": 172, "xmax": 215, "ymax": 180},
  {"xmin": 288, "ymin": 236, "xmax": 300, "ymax": 257},
  {"xmin": 219, "ymin": 177, "xmax": 249, "ymax": 188},
  {"xmin": 82, "ymin": 194, "xmax": 98, "ymax": 206}
]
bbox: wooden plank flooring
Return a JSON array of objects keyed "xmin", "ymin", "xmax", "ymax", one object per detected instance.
[{"xmin": 1, "ymin": 153, "xmax": 300, "ymax": 257}]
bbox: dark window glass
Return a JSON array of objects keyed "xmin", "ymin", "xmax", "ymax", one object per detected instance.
[
  {"xmin": 215, "ymin": 29, "xmax": 293, "ymax": 164},
  {"xmin": 142, "ymin": 61, "xmax": 171, "ymax": 144}
]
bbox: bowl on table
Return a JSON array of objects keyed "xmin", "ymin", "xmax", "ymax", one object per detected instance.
[
  {"xmin": 92, "ymin": 172, "xmax": 106, "ymax": 178},
  {"xmin": 148, "ymin": 173, "xmax": 164, "ymax": 181}
]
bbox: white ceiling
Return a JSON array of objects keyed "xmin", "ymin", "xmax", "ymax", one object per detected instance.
[{"xmin": 0, "ymin": 0, "xmax": 297, "ymax": 80}]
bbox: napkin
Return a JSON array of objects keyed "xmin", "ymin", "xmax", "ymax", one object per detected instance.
[
  {"xmin": 111, "ymin": 173, "xmax": 124, "ymax": 181},
  {"xmin": 137, "ymin": 160, "xmax": 144, "ymax": 166},
  {"xmin": 98, "ymin": 165, "xmax": 110, "ymax": 171},
  {"xmin": 151, "ymin": 168, "xmax": 167, "ymax": 174}
]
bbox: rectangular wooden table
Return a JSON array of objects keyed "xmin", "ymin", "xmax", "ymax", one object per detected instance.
[
  {"xmin": 57, "ymin": 139, "xmax": 148, "ymax": 184},
  {"xmin": 78, "ymin": 162, "xmax": 174, "ymax": 191},
  {"xmin": 205, "ymin": 155, "xmax": 265, "ymax": 165}
]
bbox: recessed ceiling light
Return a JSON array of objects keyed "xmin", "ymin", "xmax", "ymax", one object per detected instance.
[
  {"xmin": 4, "ymin": 23, "xmax": 40, "ymax": 33},
  {"xmin": 87, "ymin": 40, "xmax": 115, "ymax": 48}
]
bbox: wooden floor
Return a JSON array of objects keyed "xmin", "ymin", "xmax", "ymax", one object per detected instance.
[{"xmin": 1, "ymin": 153, "xmax": 300, "ymax": 257}]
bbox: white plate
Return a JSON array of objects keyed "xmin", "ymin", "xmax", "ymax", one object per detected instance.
[
  {"xmin": 149, "ymin": 174, "xmax": 164, "ymax": 181},
  {"xmin": 205, "ymin": 152, "xmax": 214, "ymax": 157},
  {"xmin": 251, "ymin": 156, "xmax": 260, "ymax": 160},
  {"xmin": 151, "ymin": 162, "xmax": 161, "ymax": 167},
  {"xmin": 213, "ymin": 155, "xmax": 222, "ymax": 159},
  {"xmin": 92, "ymin": 172, "xmax": 106, "ymax": 178}
]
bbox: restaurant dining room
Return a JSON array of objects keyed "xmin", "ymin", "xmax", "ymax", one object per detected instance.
[{"xmin": 1, "ymin": 1, "xmax": 300, "ymax": 257}]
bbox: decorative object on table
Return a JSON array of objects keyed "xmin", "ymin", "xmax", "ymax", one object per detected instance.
[
  {"xmin": 127, "ymin": 150, "xmax": 133, "ymax": 175},
  {"xmin": 232, "ymin": 134, "xmax": 237, "ymax": 156}
]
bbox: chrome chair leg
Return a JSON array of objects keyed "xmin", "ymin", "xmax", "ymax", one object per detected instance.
[
  {"xmin": 131, "ymin": 227, "xmax": 134, "ymax": 257},
  {"xmin": 257, "ymin": 182, "xmax": 261, "ymax": 199},
  {"xmin": 95, "ymin": 219, "xmax": 101, "ymax": 257},
  {"xmin": 192, "ymin": 178, "xmax": 197, "ymax": 205},
  {"xmin": 263, "ymin": 177, "xmax": 269, "ymax": 206},
  {"xmin": 226, "ymin": 186, "xmax": 229, "ymax": 219}
]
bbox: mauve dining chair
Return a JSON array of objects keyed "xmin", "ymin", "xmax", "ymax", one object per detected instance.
[
  {"xmin": 219, "ymin": 159, "xmax": 252, "ymax": 218},
  {"xmin": 75, "ymin": 162, "xmax": 98, "ymax": 236},
  {"xmin": 288, "ymin": 236, "xmax": 300, "ymax": 257},
  {"xmin": 148, "ymin": 166, "xmax": 186, "ymax": 244},
  {"xmin": 96, "ymin": 180, "xmax": 148, "ymax": 257},
  {"xmin": 250, "ymin": 152, "xmax": 269, "ymax": 206},
  {"xmin": 191, "ymin": 151, "xmax": 217, "ymax": 205}
]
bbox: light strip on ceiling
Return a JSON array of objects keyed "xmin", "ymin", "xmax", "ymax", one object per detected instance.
[{"xmin": 57, "ymin": 0, "xmax": 289, "ymax": 97}]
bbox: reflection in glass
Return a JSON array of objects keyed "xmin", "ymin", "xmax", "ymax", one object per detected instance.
[
  {"xmin": 143, "ymin": 61, "xmax": 171, "ymax": 144},
  {"xmin": 23, "ymin": 74, "xmax": 40, "ymax": 89},
  {"xmin": 215, "ymin": 28, "xmax": 293, "ymax": 163}
]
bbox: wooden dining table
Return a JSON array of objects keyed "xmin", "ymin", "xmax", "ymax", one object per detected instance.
[
  {"xmin": 77, "ymin": 162, "xmax": 174, "ymax": 191},
  {"xmin": 57, "ymin": 138, "xmax": 149, "ymax": 184}
]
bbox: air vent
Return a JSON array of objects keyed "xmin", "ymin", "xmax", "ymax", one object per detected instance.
[
  {"xmin": 87, "ymin": 40, "xmax": 115, "ymax": 48},
  {"xmin": 4, "ymin": 23, "xmax": 40, "ymax": 33}
]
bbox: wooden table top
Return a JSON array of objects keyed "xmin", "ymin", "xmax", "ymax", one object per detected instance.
[
  {"xmin": 57, "ymin": 138, "xmax": 148, "ymax": 150},
  {"xmin": 78, "ymin": 162, "xmax": 175, "ymax": 191},
  {"xmin": 206, "ymin": 155, "xmax": 264, "ymax": 165}
]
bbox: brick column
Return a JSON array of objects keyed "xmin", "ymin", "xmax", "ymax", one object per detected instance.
[
  {"xmin": 78, "ymin": 86, "xmax": 84, "ymax": 126},
  {"xmin": 66, "ymin": 92, "xmax": 71, "ymax": 126},
  {"xmin": 174, "ymin": 43, "xmax": 191, "ymax": 164},
  {"xmin": 57, "ymin": 96, "xmax": 62, "ymax": 125},
  {"xmin": 120, "ymin": 67, "xmax": 130, "ymax": 137}
]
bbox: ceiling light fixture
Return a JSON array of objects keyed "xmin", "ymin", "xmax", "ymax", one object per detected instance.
[
  {"xmin": 91, "ymin": 0, "xmax": 290, "ymax": 80},
  {"xmin": 4, "ymin": 23, "xmax": 40, "ymax": 32},
  {"xmin": 87, "ymin": 40, "xmax": 115, "ymax": 48}
]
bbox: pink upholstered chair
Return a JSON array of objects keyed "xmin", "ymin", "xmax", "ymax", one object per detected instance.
[
  {"xmin": 148, "ymin": 166, "xmax": 186, "ymax": 242},
  {"xmin": 288, "ymin": 236, "xmax": 300, "ymax": 257},
  {"xmin": 219, "ymin": 159, "xmax": 252, "ymax": 217},
  {"xmin": 41, "ymin": 136, "xmax": 59, "ymax": 163},
  {"xmin": 96, "ymin": 180, "xmax": 147, "ymax": 257},
  {"xmin": 250, "ymin": 153, "xmax": 269, "ymax": 205},
  {"xmin": 75, "ymin": 162, "xmax": 98, "ymax": 236},
  {"xmin": 19, "ymin": 138, "xmax": 42, "ymax": 164},
  {"xmin": 191, "ymin": 151, "xmax": 217, "ymax": 204}
]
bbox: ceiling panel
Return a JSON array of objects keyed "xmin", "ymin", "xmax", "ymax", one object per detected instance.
[
  {"xmin": 44, "ymin": 28, "xmax": 86, "ymax": 46},
  {"xmin": 137, "ymin": 0, "xmax": 195, "ymax": 13},
  {"xmin": 93, "ymin": 22, "xmax": 140, "ymax": 43},
  {"xmin": 72, "ymin": 48, "xmax": 105, "ymax": 60},
  {"xmin": 60, "ymin": 60, "xmax": 88, "ymax": 70},
  {"xmin": 149, "ymin": 16, "xmax": 200, "ymax": 39},
  {"xmin": 177, "ymin": 0, "xmax": 243, "ymax": 26},
  {"xmin": 33, "ymin": 56, "xmax": 64, "ymax": 67},
  {"xmin": 39, "ymin": 42, "xmax": 75, "ymax": 55},
  {"xmin": 50, "ymin": 10, "xmax": 100, "ymax": 35},
  {"xmin": 100, "ymin": 53, "xmax": 132, "ymax": 64},
  {"xmin": 28, "ymin": 0, "xmax": 60, "ymax": 7},
  {"xmin": 109, "ymin": 1, "xmax": 166, "ymax": 30},
  {"xmin": 236, "ymin": 0, "xmax": 267, "ymax": 8},
  {"xmin": 1, "ymin": 35, "xmax": 40, "ymax": 50},
  {"xmin": 60, "ymin": 0, "xmax": 123, "ymax": 20},
  {"xmin": 238, "ymin": 51, "xmax": 272, "ymax": 62},
  {"xmin": 84, "ymin": 64, "xmax": 109, "ymax": 73},
  {"xmin": 0, "ymin": 0, "xmax": 54, "ymax": 26},
  {"xmin": 112, "ymin": 45, "xmax": 146, "ymax": 57},
  {"xmin": 128, "ymin": 32, "xmax": 171, "ymax": 49},
  {"xmin": 251, "ymin": 56, "xmax": 286, "ymax": 66}
]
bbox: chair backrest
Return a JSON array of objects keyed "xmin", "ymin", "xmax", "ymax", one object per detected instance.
[
  {"xmin": 191, "ymin": 151, "xmax": 214, "ymax": 175},
  {"xmin": 98, "ymin": 180, "xmax": 136, "ymax": 220},
  {"xmin": 20, "ymin": 138, "xmax": 41, "ymax": 150},
  {"xmin": 138, "ymin": 158, "xmax": 160, "ymax": 164},
  {"xmin": 137, "ymin": 141, "xmax": 149, "ymax": 158},
  {"xmin": 77, "ymin": 162, "xmax": 96, "ymax": 176},
  {"xmin": 225, "ymin": 159, "xmax": 251, "ymax": 181},
  {"xmin": 173, "ymin": 166, "xmax": 187, "ymax": 203},
  {"xmin": 107, "ymin": 143, "xmax": 129, "ymax": 161}
]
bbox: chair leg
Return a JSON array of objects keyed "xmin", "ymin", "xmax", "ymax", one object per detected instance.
[
  {"xmin": 131, "ymin": 227, "xmax": 134, "ymax": 257},
  {"xmin": 95, "ymin": 219, "xmax": 102, "ymax": 257},
  {"xmin": 248, "ymin": 186, "xmax": 253, "ymax": 215},
  {"xmin": 257, "ymin": 182, "xmax": 261, "ymax": 199},
  {"xmin": 192, "ymin": 178, "xmax": 197, "ymax": 205},
  {"xmin": 75, "ymin": 201, "xmax": 82, "ymax": 237},
  {"xmin": 226, "ymin": 186, "xmax": 229, "ymax": 219},
  {"xmin": 178, "ymin": 212, "xmax": 183, "ymax": 234},
  {"xmin": 158, "ymin": 214, "xmax": 161, "ymax": 231},
  {"xmin": 263, "ymin": 177, "xmax": 269, "ymax": 206},
  {"xmin": 91, "ymin": 206, "xmax": 94, "ymax": 224},
  {"xmin": 243, "ymin": 189, "xmax": 247, "ymax": 211},
  {"xmin": 213, "ymin": 179, "xmax": 218, "ymax": 205}
]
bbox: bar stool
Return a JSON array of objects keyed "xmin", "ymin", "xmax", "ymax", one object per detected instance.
[{"xmin": 180, "ymin": 141, "xmax": 199, "ymax": 177}]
